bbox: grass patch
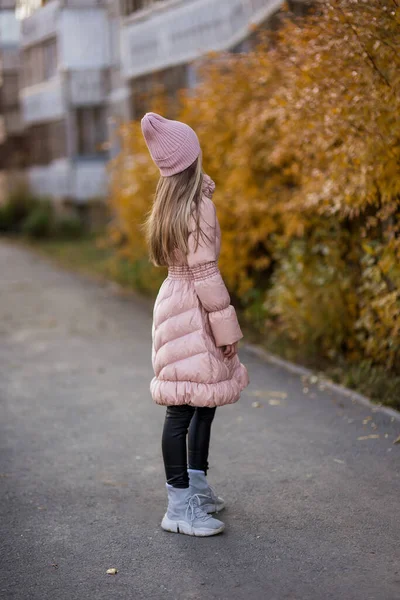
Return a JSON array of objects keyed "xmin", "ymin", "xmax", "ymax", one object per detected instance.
[
  {"xmin": 25, "ymin": 235, "xmax": 165, "ymax": 295},
  {"xmin": 27, "ymin": 236, "xmax": 116, "ymax": 282}
]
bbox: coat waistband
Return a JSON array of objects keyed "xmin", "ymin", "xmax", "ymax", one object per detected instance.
[
  {"xmin": 168, "ymin": 262, "xmax": 219, "ymax": 281},
  {"xmin": 168, "ymin": 265, "xmax": 193, "ymax": 280}
]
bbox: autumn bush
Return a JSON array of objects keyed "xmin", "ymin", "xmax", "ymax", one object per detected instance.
[{"xmin": 108, "ymin": 0, "xmax": 400, "ymax": 406}]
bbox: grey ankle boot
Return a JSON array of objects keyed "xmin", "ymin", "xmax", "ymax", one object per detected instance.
[
  {"xmin": 188, "ymin": 469, "xmax": 225, "ymax": 514},
  {"xmin": 161, "ymin": 484, "xmax": 225, "ymax": 537}
]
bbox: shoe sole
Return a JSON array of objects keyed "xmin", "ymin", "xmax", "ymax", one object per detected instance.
[{"xmin": 161, "ymin": 516, "xmax": 224, "ymax": 537}]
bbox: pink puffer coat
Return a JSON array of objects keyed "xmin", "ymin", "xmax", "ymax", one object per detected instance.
[{"xmin": 150, "ymin": 176, "xmax": 249, "ymax": 407}]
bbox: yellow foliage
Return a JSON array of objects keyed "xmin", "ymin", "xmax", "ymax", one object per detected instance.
[{"xmin": 108, "ymin": 0, "xmax": 400, "ymax": 371}]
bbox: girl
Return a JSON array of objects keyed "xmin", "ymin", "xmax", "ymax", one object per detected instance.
[{"xmin": 141, "ymin": 112, "xmax": 249, "ymax": 537}]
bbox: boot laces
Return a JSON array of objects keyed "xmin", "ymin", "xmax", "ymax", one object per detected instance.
[{"xmin": 186, "ymin": 493, "xmax": 212, "ymax": 523}]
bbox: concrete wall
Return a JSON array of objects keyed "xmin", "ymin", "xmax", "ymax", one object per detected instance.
[{"xmin": 120, "ymin": 0, "xmax": 283, "ymax": 78}]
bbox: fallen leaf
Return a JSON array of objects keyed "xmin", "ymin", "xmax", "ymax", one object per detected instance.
[
  {"xmin": 394, "ymin": 435, "xmax": 400, "ymax": 445},
  {"xmin": 303, "ymin": 387, "xmax": 309, "ymax": 393},
  {"xmin": 310, "ymin": 375, "xmax": 318, "ymax": 384},
  {"xmin": 101, "ymin": 480, "xmax": 128, "ymax": 487},
  {"xmin": 333, "ymin": 459, "xmax": 345, "ymax": 464},
  {"xmin": 249, "ymin": 390, "xmax": 287, "ymax": 399},
  {"xmin": 268, "ymin": 391, "xmax": 287, "ymax": 399},
  {"xmin": 357, "ymin": 434, "xmax": 380, "ymax": 440},
  {"xmin": 106, "ymin": 568, "xmax": 118, "ymax": 575},
  {"xmin": 268, "ymin": 399, "xmax": 281, "ymax": 406},
  {"xmin": 252, "ymin": 401, "xmax": 262, "ymax": 408},
  {"xmin": 362, "ymin": 417, "xmax": 372, "ymax": 424}
]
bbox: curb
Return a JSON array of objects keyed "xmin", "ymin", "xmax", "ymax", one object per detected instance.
[{"xmin": 243, "ymin": 343, "xmax": 400, "ymax": 423}]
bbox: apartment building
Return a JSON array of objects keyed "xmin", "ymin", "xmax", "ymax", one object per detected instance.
[
  {"xmin": 0, "ymin": 0, "xmax": 26, "ymax": 197},
  {"xmin": 17, "ymin": 0, "xmax": 112, "ymax": 202},
  {"xmin": 9, "ymin": 0, "xmax": 288, "ymax": 205},
  {"xmin": 116, "ymin": 0, "xmax": 284, "ymax": 121}
]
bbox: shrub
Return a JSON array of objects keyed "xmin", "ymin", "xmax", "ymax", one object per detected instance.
[
  {"xmin": 21, "ymin": 201, "xmax": 54, "ymax": 239},
  {"xmin": 108, "ymin": 0, "xmax": 400, "ymax": 380},
  {"xmin": 0, "ymin": 186, "xmax": 38, "ymax": 233},
  {"xmin": 56, "ymin": 214, "xmax": 84, "ymax": 239}
]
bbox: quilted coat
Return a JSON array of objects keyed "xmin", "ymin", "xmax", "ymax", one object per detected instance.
[{"xmin": 150, "ymin": 175, "xmax": 249, "ymax": 407}]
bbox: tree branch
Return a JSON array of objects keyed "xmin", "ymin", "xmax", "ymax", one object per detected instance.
[{"xmin": 336, "ymin": 6, "xmax": 392, "ymax": 90}]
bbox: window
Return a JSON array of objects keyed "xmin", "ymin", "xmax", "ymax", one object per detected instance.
[
  {"xmin": 130, "ymin": 73, "xmax": 156, "ymax": 121},
  {"xmin": 76, "ymin": 107, "xmax": 107, "ymax": 157},
  {"xmin": 131, "ymin": 64, "xmax": 188, "ymax": 121},
  {"xmin": 49, "ymin": 120, "xmax": 67, "ymax": 161},
  {"xmin": 120, "ymin": 0, "xmax": 152, "ymax": 17},
  {"xmin": 22, "ymin": 38, "xmax": 57, "ymax": 87},
  {"xmin": 28, "ymin": 120, "xmax": 66, "ymax": 166},
  {"xmin": 43, "ymin": 39, "xmax": 57, "ymax": 80},
  {"xmin": 0, "ymin": 73, "xmax": 19, "ymax": 110},
  {"xmin": 0, "ymin": 136, "xmax": 27, "ymax": 170}
]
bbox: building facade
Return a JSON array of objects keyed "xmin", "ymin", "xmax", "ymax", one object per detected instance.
[
  {"xmin": 0, "ymin": 0, "xmax": 26, "ymax": 197},
  {"xmin": 17, "ymin": 0, "xmax": 111, "ymax": 202},
  {"xmin": 8, "ymin": 0, "xmax": 287, "ymax": 204}
]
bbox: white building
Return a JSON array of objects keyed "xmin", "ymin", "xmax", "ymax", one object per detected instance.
[
  {"xmin": 17, "ymin": 0, "xmax": 112, "ymax": 202},
  {"xmin": 11, "ymin": 0, "xmax": 292, "ymax": 206},
  {"xmin": 114, "ymin": 0, "xmax": 284, "ymax": 122},
  {"xmin": 0, "ymin": 0, "xmax": 25, "ymax": 197}
]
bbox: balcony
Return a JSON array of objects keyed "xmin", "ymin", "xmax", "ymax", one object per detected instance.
[
  {"xmin": 28, "ymin": 157, "xmax": 107, "ymax": 201},
  {"xmin": 20, "ymin": 0, "xmax": 59, "ymax": 47},
  {"xmin": 0, "ymin": 9, "xmax": 20, "ymax": 47},
  {"xmin": 120, "ymin": 0, "xmax": 283, "ymax": 79},
  {"xmin": 21, "ymin": 2, "xmax": 111, "ymax": 69},
  {"xmin": 21, "ymin": 74, "xmax": 65, "ymax": 124},
  {"xmin": 68, "ymin": 69, "xmax": 109, "ymax": 106}
]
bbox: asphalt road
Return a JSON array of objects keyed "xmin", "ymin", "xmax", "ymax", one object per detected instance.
[{"xmin": 0, "ymin": 240, "xmax": 399, "ymax": 600}]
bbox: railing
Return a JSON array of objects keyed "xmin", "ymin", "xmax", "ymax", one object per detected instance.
[
  {"xmin": 72, "ymin": 159, "xmax": 108, "ymax": 201},
  {"xmin": 28, "ymin": 158, "xmax": 108, "ymax": 200},
  {"xmin": 0, "ymin": 10, "xmax": 20, "ymax": 47},
  {"xmin": 21, "ymin": 74, "xmax": 65, "ymax": 123},
  {"xmin": 20, "ymin": 0, "xmax": 59, "ymax": 47},
  {"xmin": 62, "ymin": 0, "xmax": 106, "ymax": 7},
  {"xmin": 121, "ymin": 0, "xmax": 284, "ymax": 78},
  {"xmin": 68, "ymin": 70, "xmax": 109, "ymax": 106}
]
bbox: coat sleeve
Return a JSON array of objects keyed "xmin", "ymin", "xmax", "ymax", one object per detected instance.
[{"xmin": 187, "ymin": 197, "xmax": 243, "ymax": 347}]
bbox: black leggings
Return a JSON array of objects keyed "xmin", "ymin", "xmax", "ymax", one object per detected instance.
[{"xmin": 162, "ymin": 405, "xmax": 217, "ymax": 489}]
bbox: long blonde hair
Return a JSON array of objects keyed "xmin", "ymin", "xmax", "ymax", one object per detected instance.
[{"xmin": 144, "ymin": 157, "xmax": 204, "ymax": 267}]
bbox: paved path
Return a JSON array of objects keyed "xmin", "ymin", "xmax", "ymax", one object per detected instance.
[{"xmin": 0, "ymin": 240, "xmax": 399, "ymax": 600}]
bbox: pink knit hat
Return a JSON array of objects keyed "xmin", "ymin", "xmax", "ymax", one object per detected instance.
[{"xmin": 141, "ymin": 112, "xmax": 201, "ymax": 177}]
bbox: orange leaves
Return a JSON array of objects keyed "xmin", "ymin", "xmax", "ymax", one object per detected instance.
[{"xmin": 107, "ymin": 0, "xmax": 400, "ymax": 373}]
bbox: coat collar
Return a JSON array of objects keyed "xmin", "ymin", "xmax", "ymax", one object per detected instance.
[{"xmin": 202, "ymin": 174, "xmax": 216, "ymax": 199}]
